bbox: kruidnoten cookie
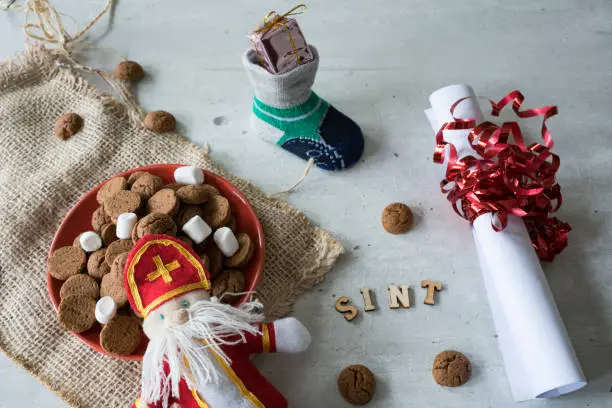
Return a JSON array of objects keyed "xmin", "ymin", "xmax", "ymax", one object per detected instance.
[
  {"xmin": 127, "ymin": 171, "xmax": 148, "ymax": 188},
  {"xmin": 133, "ymin": 212, "xmax": 177, "ymax": 242},
  {"xmin": 224, "ymin": 233, "xmax": 254, "ymax": 268},
  {"xmin": 176, "ymin": 184, "xmax": 210, "ymax": 205},
  {"xmin": 87, "ymin": 249, "xmax": 110, "ymax": 279},
  {"xmin": 203, "ymin": 243, "xmax": 224, "ymax": 280},
  {"xmin": 91, "ymin": 205, "xmax": 112, "ymax": 231},
  {"xmin": 338, "ymin": 365, "xmax": 376, "ymax": 405},
  {"xmin": 100, "ymin": 223, "xmax": 117, "ymax": 246},
  {"xmin": 105, "ymin": 239, "xmax": 133, "ymax": 265},
  {"xmin": 130, "ymin": 173, "xmax": 163, "ymax": 200},
  {"xmin": 96, "ymin": 177, "xmax": 127, "ymax": 205},
  {"xmin": 100, "ymin": 315, "xmax": 142, "ymax": 355},
  {"xmin": 48, "ymin": 246, "xmax": 87, "ymax": 280},
  {"xmin": 54, "ymin": 113, "xmax": 83, "ymax": 141},
  {"xmin": 58, "ymin": 295, "xmax": 97, "ymax": 333},
  {"xmin": 144, "ymin": 110, "xmax": 176, "ymax": 133},
  {"xmin": 204, "ymin": 195, "xmax": 231, "ymax": 228},
  {"xmin": 104, "ymin": 190, "xmax": 142, "ymax": 223},
  {"xmin": 432, "ymin": 350, "xmax": 472, "ymax": 387},
  {"xmin": 60, "ymin": 274, "xmax": 100, "ymax": 300},
  {"xmin": 382, "ymin": 202, "xmax": 413, "ymax": 234},
  {"xmin": 147, "ymin": 188, "xmax": 180, "ymax": 216},
  {"xmin": 100, "ymin": 270, "xmax": 129, "ymax": 308}
]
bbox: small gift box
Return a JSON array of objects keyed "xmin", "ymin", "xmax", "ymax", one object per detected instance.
[{"xmin": 249, "ymin": 4, "xmax": 314, "ymax": 74}]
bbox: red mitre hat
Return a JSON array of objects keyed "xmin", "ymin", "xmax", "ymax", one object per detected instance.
[{"xmin": 123, "ymin": 234, "xmax": 211, "ymax": 318}]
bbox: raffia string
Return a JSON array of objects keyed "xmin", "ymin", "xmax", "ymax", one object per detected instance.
[
  {"xmin": 21, "ymin": 0, "xmax": 113, "ymax": 46},
  {"xmin": 9, "ymin": 0, "xmax": 152, "ymax": 126},
  {"xmin": 271, "ymin": 157, "xmax": 315, "ymax": 197},
  {"xmin": 8, "ymin": 0, "xmax": 123, "ymax": 81}
]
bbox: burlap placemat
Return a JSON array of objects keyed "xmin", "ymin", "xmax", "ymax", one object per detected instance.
[{"xmin": 0, "ymin": 47, "xmax": 343, "ymax": 408}]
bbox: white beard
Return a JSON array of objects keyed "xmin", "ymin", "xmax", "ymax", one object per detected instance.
[{"xmin": 141, "ymin": 299, "xmax": 264, "ymax": 407}]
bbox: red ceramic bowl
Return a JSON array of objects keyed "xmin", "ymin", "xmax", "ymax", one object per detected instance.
[{"xmin": 47, "ymin": 164, "xmax": 265, "ymax": 361}]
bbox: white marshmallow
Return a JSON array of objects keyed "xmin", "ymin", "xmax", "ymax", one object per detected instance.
[
  {"xmin": 80, "ymin": 231, "xmax": 103, "ymax": 252},
  {"xmin": 213, "ymin": 227, "xmax": 239, "ymax": 257},
  {"xmin": 182, "ymin": 215, "xmax": 212, "ymax": 244},
  {"xmin": 174, "ymin": 166, "xmax": 204, "ymax": 185},
  {"xmin": 95, "ymin": 296, "xmax": 117, "ymax": 325},
  {"xmin": 116, "ymin": 212, "xmax": 138, "ymax": 239}
]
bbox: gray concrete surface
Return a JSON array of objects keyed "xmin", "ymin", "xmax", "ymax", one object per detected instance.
[{"xmin": 0, "ymin": 1, "xmax": 611, "ymax": 407}]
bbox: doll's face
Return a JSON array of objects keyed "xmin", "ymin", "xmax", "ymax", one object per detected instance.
[{"xmin": 142, "ymin": 290, "xmax": 210, "ymax": 339}]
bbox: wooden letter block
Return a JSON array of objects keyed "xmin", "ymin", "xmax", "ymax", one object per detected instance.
[
  {"xmin": 388, "ymin": 285, "xmax": 411, "ymax": 309},
  {"xmin": 335, "ymin": 296, "xmax": 359, "ymax": 321},
  {"xmin": 360, "ymin": 288, "xmax": 376, "ymax": 312},
  {"xmin": 421, "ymin": 280, "xmax": 443, "ymax": 305}
]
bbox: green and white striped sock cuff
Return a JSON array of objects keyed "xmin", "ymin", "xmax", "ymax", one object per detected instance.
[{"xmin": 253, "ymin": 92, "xmax": 325, "ymax": 124}]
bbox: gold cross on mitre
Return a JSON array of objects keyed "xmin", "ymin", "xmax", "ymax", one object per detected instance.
[{"xmin": 146, "ymin": 255, "xmax": 181, "ymax": 284}]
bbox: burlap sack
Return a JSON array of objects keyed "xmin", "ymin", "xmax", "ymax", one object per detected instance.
[{"xmin": 0, "ymin": 47, "xmax": 343, "ymax": 407}]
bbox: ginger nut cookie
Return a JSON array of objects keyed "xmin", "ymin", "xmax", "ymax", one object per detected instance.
[
  {"xmin": 432, "ymin": 350, "xmax": 472, "ymax": 387},
  {"xmin": 100, "ymin": 223, "xmax": 118, "ymax": 246},
  {"xmin": 48, "ymin": 246, "xmax": 86, "ymax": 281},
  {"xmin": 338, "ymin": 365, "xmax": 376, "ymax": 405},
  {"xmin": 100, "ymin": 315, "xmax": 142, "ymax": 355},
  {"xmin": 91, "ymin": 206, "xmax": 112, "ymax": 231},
  {"xmin": 96, "ymin": 177, "xmax": 127, "ymax": 205},
  {"xmin": 224, "ymin": 233, "xmax": 254, "ymax": 268},
  {"xmin": 100, "ymin": 271, "xmax": 129, "ymax": 308},
  {"xmin": 58, "ymin": 295, "xmax": 96, "ymax": 333},
  {"xmin": 131, "ymin": 173, "xmax": 164, "ymax": 201},
  {"xmin": 200, "ymin": 184, "xmax": 220, "ymax": 197},
  {"xmin": 87, "ymin": 249, "xmax": 111, "ymax": 279},
  {"xmin": 133, "ymin": 212, "xmax": 177, "ymax": 242},
  {"xmin": 382, "ymin": 202, "xmax": 413, "ymax": 234},
  {"xmin": 144, "ymin": 110, "xmax": 176, "ymax": 133},
  {"xmin": 114, "ymin": 60, "xmax": 145, "ymax": 81},
  {"xmin": 105, "ymin": 239, "xmax": 133, "ymax": 265},
  {"xmin": 176, "ymin": 184, "xmax": 210, "ymax": 205},
  {"xmin": 110, "ymin": 252, "xmax": 129, "ymax": 277},
  {"xmin": 104, "ymin": 190, "xmax": 142, "ymax": 223},
  {"xmin": 126, "ymin": 171, "xmax": 149, "ymax": 188},
  {"xmin": 147, "ymin": 188, "xmax": 180, "ymax": 216},
  {"xmin": 60, "ymin": 274, "xmax": 100, "ymax": 300},
  {"xmin": 72, "ymin": 233, "xmax": 84, "ymax": 247},
  {"xmin": 203, "ymin": 195, "xmax": 231, "ymax": 228},
  {"xmin": 204, "ymin": 243, "xmax": 224, "ymax": 280},
  {"xmin": 54, "ymin": 113, "xmax": 83, "ymax": 140}
]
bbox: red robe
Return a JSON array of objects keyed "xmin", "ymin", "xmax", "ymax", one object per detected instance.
[{"xmin": 132, "ymin": 322, "xmax": 286, "ymax": 408}]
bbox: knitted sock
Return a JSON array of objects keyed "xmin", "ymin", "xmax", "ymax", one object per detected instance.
[{"xmin": 243, "ymin": 45, "xmax": 364, "ymax": 171}]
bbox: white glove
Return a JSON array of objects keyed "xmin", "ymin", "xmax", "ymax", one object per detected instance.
[{"xmin": 273, "ymin": 317, "xmax": 311, "ymax": 354}]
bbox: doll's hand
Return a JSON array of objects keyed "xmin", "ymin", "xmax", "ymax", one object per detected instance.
[
  {"xmin": 273, "ymin": 317, "xmax": 311, "ymax": 353},
  {"xmin": 170, "ymin": 403, "xmax": 181, "ymax": 408}
]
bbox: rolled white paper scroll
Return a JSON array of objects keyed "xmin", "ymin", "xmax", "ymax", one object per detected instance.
[{"xmin": 425, "ymin": 84, "xmax": 586, "ymax": 401}]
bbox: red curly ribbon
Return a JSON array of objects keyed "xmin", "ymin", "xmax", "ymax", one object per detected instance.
[{"xmin": 434, "ymin": 90, "xmax": 570, "ymax": 262}]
